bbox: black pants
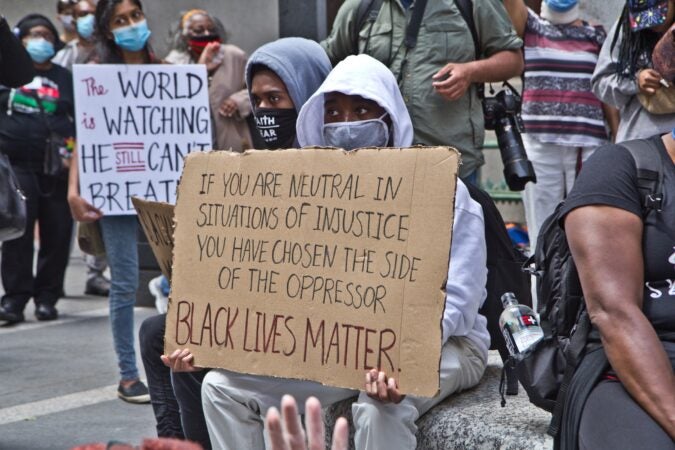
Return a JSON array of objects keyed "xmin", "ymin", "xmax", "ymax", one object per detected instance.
[
  {"xmin": 1, "ymin": 168, "xmax": 72, "ymax": 309},
  {"xmin": 579, "ymin": 379, "xmax": 675, "ymax": 449},
  {"xmin": 139, "ymin": 314, "xmax": 211, "ymax": 449}
]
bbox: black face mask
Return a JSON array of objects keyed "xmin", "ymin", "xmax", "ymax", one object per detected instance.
[{"xmin": 254, "ymin": 108, "xmax": 298, "ymax": 150}]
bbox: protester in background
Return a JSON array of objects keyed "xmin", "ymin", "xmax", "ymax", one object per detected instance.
[
  {"xmin": 165, "ymin": 9, "xmax": 252, "ymax": 152},
  {"xmin": 53, "ymin": 0, "xmax": 111, "ymax": 299},
  {"xmin": 67, "ymin": 0, "xmax": 158, "ymax": 404},
  {"xmin": 139, "ymin": 37, "xmax": 333, "ymax": 447},
  {"xmin": 592, "ymin": 0, "xmax": 675, "ymax": 141},
  {"xmin": 0, "ymin": 14, "xmax": 73, "ymax": 324},
  {"xmin": 54, "ymin": 0, "xmax": 98, "ymax": 68},
  {"xmin": 505, "ymin": 0, "xmax": 618, "ymax": 251},
  {"xmin": 197, "ymin": 54, "xmax": 488, "ymax": 450},
  {"xmin": 0, "ymin": 15, "xmax": 35, "ymax": 87},
  {"xmin": 321, "ymin": 0, "xmax": 523, "ymax": 183},
  {"xmin": 56, "ymin": 0, "xmax": 77, "ymax": 44}
]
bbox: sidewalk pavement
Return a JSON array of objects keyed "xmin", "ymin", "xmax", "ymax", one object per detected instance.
[{"xmin": 0, "ymin": 251, "xmax": 159, "ymax": 450}]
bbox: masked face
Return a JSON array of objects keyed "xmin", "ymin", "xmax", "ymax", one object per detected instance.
[
  {"xmin": 112, "ymin": 19, "xmax": 151, "ymax": 52},
  {"xmin": 322, "ymin": 113, "xmax": 390, "ymax": 150},
  {"xmin": 254, "ymin": 108, "xmax": 298, "ymax": 149},
  {"xmin": 25, "ymin": 38, "xmax": 56, "ymax": 64},
  {"xmin": 76, "ymin": 13, "xmax": 95, "ymax": 40},
  {"xmin": 188, "ymin": 34, "xmax": 221, "ymax": 57},
  {"xmin": 321, "ymin": 92, "xmax": 391, "ymax": 150},
  {"xmin": 59, "ymin": 14, "xmax": 75, "ymax": 32}
]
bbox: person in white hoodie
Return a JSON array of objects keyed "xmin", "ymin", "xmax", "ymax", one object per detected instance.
[{"xmin": 184, "ymin": 54, "xmax": 489, "ymax": 450}]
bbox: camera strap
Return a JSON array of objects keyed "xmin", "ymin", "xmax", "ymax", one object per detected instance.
[
  {"xmin": 397, "ymin": 0, "xmax": 428, "ymax": 84},
  {"xmin": 453, "ymin": 0, "xmax": 485, "ymax": 99}
]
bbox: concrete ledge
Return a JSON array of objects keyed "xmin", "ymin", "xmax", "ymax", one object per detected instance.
[{"xmin": 324, "ymin": 351, "xmax": 553, "ymax": 449}]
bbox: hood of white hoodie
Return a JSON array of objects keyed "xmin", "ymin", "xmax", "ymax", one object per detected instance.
[{"xmin": 296, "ymin": 54, "xmax": 414, "ymax": 148}]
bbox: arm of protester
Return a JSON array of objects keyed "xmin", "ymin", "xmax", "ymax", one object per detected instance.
[
  {"xmin": 432, "ymin": 49, "xmax": 523, "ymax": 101},
  {"xmin": 67, "ymin": 146, "xmax": 103, "ymax": 222},
  {"xmin": 160, "ymin": 348, "xmax": 203, "ymax": 373},
  {"xmin": 0, "ymin": 16, "xmax": 35, "ymax": 87},
  {"xmin": 266, "ymin": 395, "xmax": 349, "ymax": 450},
  {"xmin": 601, "ymin": 102, "xmax": 620, "ymax": 143},
  {"xmin": 197, "ymin": 42, "xmax": 223, "ymax": 74},
  {"xmin": 220, "ymin": 88, "xmax": 251, "ymax": 119},
  {"xmin": 591, "ymin": 21, "xmax": 639, "ymax": 108},
  {"xmin": 502, "ymin": 0, "xmax": 528, "ymax": 38},
  {"xmin": 565, "ymin": 206, "xmax": 675, "ymax": 440},
  {"xmin": 441, "ymin": 181, "xmax": 488, "ymax": 343},
  {"xmin": 364, "ymin": 369, "xmax": 405, "ymax": 404},
  {"xmin": 320, "ymin": 0, "xmax": 359, "ymax": 66}
]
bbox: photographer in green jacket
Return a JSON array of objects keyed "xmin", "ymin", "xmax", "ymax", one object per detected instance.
[{"xmin": 321, "ymin": 0, "xmax": 523, "ymax": 182}]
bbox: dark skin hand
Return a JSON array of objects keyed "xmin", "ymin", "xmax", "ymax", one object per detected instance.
[{"xmin": 564, "ymin": 134, "xmax": 675, "ymax": 440}]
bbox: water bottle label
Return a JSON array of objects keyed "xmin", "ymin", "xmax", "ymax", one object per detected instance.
[{"xmin": 518, "ymin": 314, "xmax": 539, "ymax": 328}]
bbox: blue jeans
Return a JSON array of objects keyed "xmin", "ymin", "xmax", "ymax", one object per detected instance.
[{"xmin": 100, "ymin": 215, "xmax": 139, "ymax": 381}]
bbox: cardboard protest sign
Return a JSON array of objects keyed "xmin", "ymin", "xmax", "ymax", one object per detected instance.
[
  {"xmin": 167, "ymin": 147, "xmax": 459, "ymax": 397},
  {"xmin": 73, "ymin": 64, "xmax": 212, "ymax": 215},
  {"xmin": 131, "ymin": 197, "xmax": 175, "ymax": 281}
]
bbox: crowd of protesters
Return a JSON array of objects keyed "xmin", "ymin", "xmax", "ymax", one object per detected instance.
[{"xmin": 0, "ymin": 0, "xmax": 673, "ymax": 448}]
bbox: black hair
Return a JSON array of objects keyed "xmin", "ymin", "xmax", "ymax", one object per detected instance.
[
  {"xmin": 57, "ymin": 0, "xmax": 76, "ymax": 14},
  {"xmin": 610, "ymin": 5, "xmax": 662, "ymax": 78},
  {"xmin": 94, "ymin": 0, "xmax": 152, "ymax": 63}
]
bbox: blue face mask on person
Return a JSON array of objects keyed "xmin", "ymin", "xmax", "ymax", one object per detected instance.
[
  {"xmin": 322, "ymin": 113, "xmax": 390, "ymax": 150},
  {"xmin": 112, "ymin": 19, "xmax": 151, "ymax": 52},
  {"xmin": 25, "ymin": 38, "xmax": 55, "ymax": 63},
  {"xmin": 76, "ymin": 14, "xmax": 95, "ymax": 40}
]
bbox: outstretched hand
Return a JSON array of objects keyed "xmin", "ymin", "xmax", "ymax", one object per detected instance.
[
  {"xmin": 160, "ymin": 348, "xmax": 202, "ymax": 372},
  {"xmin": 266, "ymin": 395, "xmax": 349, "ymax": 450},
  {"xmin": 364, "ymin": 369, "xmax": 405, "ymax": 404}
]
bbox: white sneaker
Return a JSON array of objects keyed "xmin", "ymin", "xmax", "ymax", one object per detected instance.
[{"xmin": 148, "ymin": 276, "xmax": 168, "ymax": 314}]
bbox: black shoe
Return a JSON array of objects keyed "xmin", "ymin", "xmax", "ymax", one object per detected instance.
[
  {"xmin": 35, "ymin": 304, "xmax": 58, "ymax": 321},
  {"xmin": 85, "ymin": 276, "xmax": 110, "ymax": 297},
  {"xmin": 117, "ymin": 380, "xmax": 151, "ymax": 404},
  {"xmin": 0, "ymin": 303, "xmax": 25, "ymax": 324}
]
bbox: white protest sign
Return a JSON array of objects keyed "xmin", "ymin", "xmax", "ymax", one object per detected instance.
[{"xmin": 73, "ymin": 64, "xmax": 212, "ymax": 215}]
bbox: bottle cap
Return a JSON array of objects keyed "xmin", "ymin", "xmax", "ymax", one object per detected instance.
[{"xmin": 501, "ymin": 292, "xmax": 517, "ymax": 308}]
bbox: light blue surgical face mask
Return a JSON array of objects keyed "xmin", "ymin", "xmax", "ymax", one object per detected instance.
[
  {"xmin": 322, "ymin": 113, "xmax": 390, "ymax": 150},
  {"xmin": 112, "ymin": 19, "xmax": 151, "ymax": 52},
  {"xmin": 76, "ymin": 14, "xmax": 95, "ymax": 40},
  {"xmin": 25, "ymin": 38, "xmax": 55, "ymax": 63}
]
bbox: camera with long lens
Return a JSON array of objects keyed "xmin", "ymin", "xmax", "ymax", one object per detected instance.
[{"xmin": 482, "ymin": 82, "xmax": 536, "ymax": 191}]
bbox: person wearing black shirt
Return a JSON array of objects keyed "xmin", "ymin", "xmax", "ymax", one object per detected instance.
[
  {"xmin": 0, "ymin": 14, "xmax": 74, "ymax": 324},
  {"xmin": 562, "ymin": 130, "xmax": 675, "ymax": 448}
]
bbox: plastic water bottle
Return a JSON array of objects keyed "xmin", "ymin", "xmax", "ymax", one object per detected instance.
[{"xmin": 499, "ymin": 292, "xmax": 543, "ymax": 356}]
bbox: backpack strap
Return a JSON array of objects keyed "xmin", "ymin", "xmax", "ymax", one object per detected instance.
[
  {"xmin": 404, "ymin": 0, "xmax": 428, "ymax": 50},
  {"xmin": 352, "ymin": 0, "xmax": 384, "ymax": 54},
  {"xmin": 620, "ymin": 139, "xmax": 664, "ymax": 214},
  {"xmin": 452, "ymin": 0, "xmax": 484, "ymax": 98}
]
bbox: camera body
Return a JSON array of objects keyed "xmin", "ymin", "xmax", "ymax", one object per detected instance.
[{"xmin": 482, "ymin": 83, "xmax": 536, "ymax": 191}]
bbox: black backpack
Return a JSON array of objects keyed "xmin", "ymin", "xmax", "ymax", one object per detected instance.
[
  {"xmin": 464, "ymin": 183, "xmax": 533, "ymax": 369},
  {"xmin": 509, "ymin": 139, "xmax": 664, "ymax": 438}
]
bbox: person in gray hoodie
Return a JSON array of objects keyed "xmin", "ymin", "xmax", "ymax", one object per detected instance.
[
  {"xmin": 245, "ymin": 37, "xmax": 332, "ymax": 149},
  {"xmin": 195, "ymin": 54, "xmax": 489, "ymax": 450},
  {"xmin": 139, "ymin": 37, "xmax": 331, "ymax": 449}
]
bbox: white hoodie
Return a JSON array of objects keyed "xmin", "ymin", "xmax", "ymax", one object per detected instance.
[{"xmin": 296, "ymin": 54, "xmax": 490, "ymax": 361}]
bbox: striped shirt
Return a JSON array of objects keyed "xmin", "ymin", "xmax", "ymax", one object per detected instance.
[{"xmin": 522, "ymin": 9, "xmax": 608, "ymax": 147}]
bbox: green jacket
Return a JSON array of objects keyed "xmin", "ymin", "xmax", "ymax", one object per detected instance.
[{"xmin": 321, "ymin": 0, "xmax": 522, "ymax": 177}]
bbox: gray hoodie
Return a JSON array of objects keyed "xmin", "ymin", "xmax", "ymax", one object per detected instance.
[{"xmin": 245, "ymin": 38, "xmax": 331, "ymax": 147}]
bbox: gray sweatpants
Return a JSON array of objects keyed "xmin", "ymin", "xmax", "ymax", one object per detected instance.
[{"xmin": 201, "ymin": 336, "xmax": 486, "ymax": 450}]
